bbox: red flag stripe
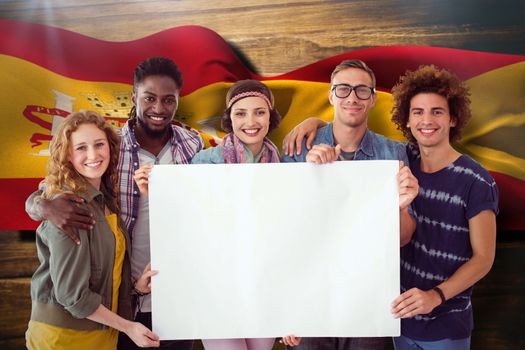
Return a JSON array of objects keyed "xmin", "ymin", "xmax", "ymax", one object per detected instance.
[
  {"xmin": 1, "ymin": 20, "xmax": 524, "ymax": 95},
  {"xmin": 1, "ymin": 178, "xmax": 42, "ymax": 231},
  {"xmin": 491, "ymin": 172, "xmax": 525, "ymax": 231},
  {"xmin": 2, "ymin": 173, "xmax": 524, "ymax": 231},
  {"xmin": 272, "ymin": 46, "xmax": 525, "ymax": 91},
  {"xmin": 0, "ymin": 19, "xmax": 254, "ymax": 95}
]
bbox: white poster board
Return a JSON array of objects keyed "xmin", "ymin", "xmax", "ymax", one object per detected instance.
[{"xmin": 149, "ymin": 161, "xmax": 400, "ymax": 340}]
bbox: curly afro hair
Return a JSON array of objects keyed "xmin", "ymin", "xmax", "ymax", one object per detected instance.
[{"xmin": 391, "ymin": 65, "xmax": 471, "ymax": 144}]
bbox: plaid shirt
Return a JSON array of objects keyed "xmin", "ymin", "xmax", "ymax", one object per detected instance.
[{"xmin": 117, "ymin": 120, "xmax": 203, "ymax": 238}]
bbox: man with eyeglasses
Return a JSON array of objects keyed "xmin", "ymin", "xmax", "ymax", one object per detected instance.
[{"xmin": 281, "ymin": 59, "xmax": 418, "ymax": 350}]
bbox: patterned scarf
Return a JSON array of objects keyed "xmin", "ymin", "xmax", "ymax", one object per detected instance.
[{"xmin": 221, "ymin": 133, "xmax": 280, "ymax": 164}]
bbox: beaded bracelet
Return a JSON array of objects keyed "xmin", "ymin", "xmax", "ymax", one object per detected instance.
[
  {"xmin": 134, "ymin": 286, "xmax": 149, "ymax": 296},
  {"xmin": 433, "ymin": 286, "xmax": 446, "ymax": 305},
  {"xmin": 132, "ymin": 279, "xmax": 150, "ymax": 296}
]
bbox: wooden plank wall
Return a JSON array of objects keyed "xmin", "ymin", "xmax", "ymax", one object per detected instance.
[
  {"xmin": 1, "ymin": 1, "xmax": 524, "ymax": 349},
  {"xmin": 0, "ymin": 231, "xmax": 38, "ymax": 349}
]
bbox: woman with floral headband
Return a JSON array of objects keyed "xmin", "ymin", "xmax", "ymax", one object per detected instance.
[
  {"xmin": 191, "ymin": 79, "xmax": 281, "ymax": 165},
  {"xmin": 193, "ymin": 79, "xmax": 281, "ymax": 350}
]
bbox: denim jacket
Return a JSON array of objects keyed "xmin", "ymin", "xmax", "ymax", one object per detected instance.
[{"xmin": 282, "ymin": 123, "xmax": 408, "ymax": 164}]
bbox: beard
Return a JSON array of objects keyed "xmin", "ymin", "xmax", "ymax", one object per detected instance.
[{"xmin": 136, "ymin": 114, "xmax": 171, "ymax": 139}]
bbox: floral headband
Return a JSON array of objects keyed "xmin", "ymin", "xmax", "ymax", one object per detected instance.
[{"xmin": 227, "ymin": 91, "xmax": 273, "ymax": 109}]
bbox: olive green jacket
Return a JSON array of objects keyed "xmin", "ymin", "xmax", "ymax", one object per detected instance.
[{"xmin": 30, "ymin": 184, "xmax": 133, "ymax": 330}]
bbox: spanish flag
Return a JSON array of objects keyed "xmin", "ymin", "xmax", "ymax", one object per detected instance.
[{"xmin": 1, "ymin": 19, "xmax": 524, "ymax": 230}]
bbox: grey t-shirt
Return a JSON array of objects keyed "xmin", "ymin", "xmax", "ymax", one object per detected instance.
[
  {"xmin": 131, "ymin": 142, "xmax": 172, "ymax": 313},
  {"xmin": 339, "ymin": 150, "xmax": 356, "ymax": 161}
]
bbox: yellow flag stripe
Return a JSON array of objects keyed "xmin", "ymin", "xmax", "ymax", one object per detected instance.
[
  {"xmin": 0, "ymin": 55, "xmax": 132, "ymax": 178},
  {"xmin": 458, "ymin": 61, "xmax": 525, "ymax": 180},
  {"xmin": 1, "ymin": 54, "xmax": 524, "ymax": 181}
]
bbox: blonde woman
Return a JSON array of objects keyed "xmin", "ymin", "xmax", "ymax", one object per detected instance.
[{"xmin": 26, "ymin": 111, "xmax": 159, "ymax": 349}]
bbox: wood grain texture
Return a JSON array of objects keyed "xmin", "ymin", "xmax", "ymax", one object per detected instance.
[
  {"xmin": 0, "ymin": 337, "xmax": 26, "ymax": 350},
  {"xmin": 0, "ymin": 231, "xmax": 38, "ymax": 279},
  {"xmin": 470, "ymin": 241, "xmax": 525, "ymax": 349},
  {"xmin": 0, "ymin": 277, "xmax": 31, "ymax": 341},
  {"xmin": 0, "ymin": 0, "xmax": 523, "ymax": 75}
]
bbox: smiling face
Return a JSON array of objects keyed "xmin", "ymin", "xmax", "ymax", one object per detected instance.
[
  {"xmin": 330, "ymin": 67, "xmax": 376, "ymax": 130},
  {"xmin": 408, "ymin": 92, "xmax": 457, "ymax": 150},
  {"xmin": 230, "ymin": 96, "xmax": 271, "ymax": 155},
  {"xmin": 133, "ymin": 74, "xmax": 179, "ymax": 139},
  {"xmin": 68, "ymin": 123, "xmax": 110, "ymax": 189}
]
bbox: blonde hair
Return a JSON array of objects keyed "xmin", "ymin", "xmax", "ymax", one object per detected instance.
[
  {"xmin": 43, "ymin": 111, "xmax": 121, "ymax": 212},
  {"xmin": 331, "ymin": 59, "xmax": 376, "ymax": 87}
]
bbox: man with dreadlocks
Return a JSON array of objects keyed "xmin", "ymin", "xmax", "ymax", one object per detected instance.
[{"xmin": 26, "ymin": 57, "xmax": 203, "ymax": 350}]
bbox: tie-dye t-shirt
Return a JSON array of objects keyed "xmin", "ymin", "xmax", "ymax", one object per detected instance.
[{"xmin": 400, "ymin": 144, "xmax": 499, "ymax": 341}]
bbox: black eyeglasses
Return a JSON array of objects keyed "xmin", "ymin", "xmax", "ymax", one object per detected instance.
[{"xmin": 331, "ymin": 84, "xmax": 375, "ymax": 100}]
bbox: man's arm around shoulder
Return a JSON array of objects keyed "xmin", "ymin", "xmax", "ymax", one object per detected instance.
[{"xmin": 25, "ymin": 184, "xmax": 95, "ymax": 243}]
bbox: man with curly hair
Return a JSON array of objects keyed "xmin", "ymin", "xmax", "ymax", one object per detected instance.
[{"xmin": 389, "ymin": 65, "xmax": 499, "ymax": 350}]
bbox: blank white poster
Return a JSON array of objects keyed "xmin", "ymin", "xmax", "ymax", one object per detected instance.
[{"xmin": 149, "ymin": 160, "xmax": 400, "ymax": 340}]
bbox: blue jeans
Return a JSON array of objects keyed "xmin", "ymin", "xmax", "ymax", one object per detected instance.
[{"xmin": 393, "ymin": 335, "xmax": 471, "ymax": 350}]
